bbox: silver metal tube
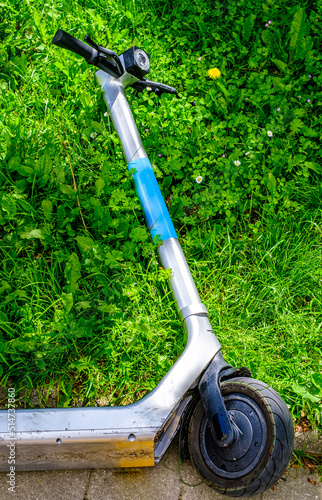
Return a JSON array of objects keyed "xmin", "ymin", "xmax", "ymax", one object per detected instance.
[
  {"xmin": 96, "ymin": 70, "xmax": 147, "ymax": 163},
  {"xmin": 158, "ymin": 238, "xmax": 208, "ymax": 320},
  {"xmin": 97, "ymin": 72, "xmax": 207, "ymax": 321}
]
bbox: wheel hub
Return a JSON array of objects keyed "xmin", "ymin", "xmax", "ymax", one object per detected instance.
[{"xmin": 200, "ymin": 393, "xmax": 268, "ymax": 479}]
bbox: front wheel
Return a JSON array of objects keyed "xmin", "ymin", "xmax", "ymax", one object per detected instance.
[{"xmin": 188, "ymin": 377, "xmax": 294, "ymax": 497}]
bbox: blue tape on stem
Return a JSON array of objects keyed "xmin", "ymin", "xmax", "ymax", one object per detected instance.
[{"xmin": 128, "ymin": 158, "xmax": 177, "ymax": 242}]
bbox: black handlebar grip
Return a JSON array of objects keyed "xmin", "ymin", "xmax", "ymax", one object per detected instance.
[{"xmin": 52, "ymin": 29, "xmax": 97, "ymax": 63}]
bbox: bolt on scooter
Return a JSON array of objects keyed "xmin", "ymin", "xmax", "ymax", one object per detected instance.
[{"xmin": 0, "ymin": 30, "xmax": 294, "ymax": 497}]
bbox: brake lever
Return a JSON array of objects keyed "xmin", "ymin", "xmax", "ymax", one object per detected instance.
[
  {"xmin": 84, "ymin": 34, "xmax": 124, "ymax": 77},
  {"xmin": 85, "ymin": 34, "xmax": 117, "ymax": 57},
  {"xmin": 131, "ymin": 78, "xmax": 178, "ymax": 97}
]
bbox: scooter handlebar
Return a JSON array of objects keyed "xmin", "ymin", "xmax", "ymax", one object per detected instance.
[
  {"xmin": 52, "ymin": 30, "xmax": 176, "ymax": 92},
  {"xmin": 52, "ymin": 29, "xmax": 98, "ymax": 64}
]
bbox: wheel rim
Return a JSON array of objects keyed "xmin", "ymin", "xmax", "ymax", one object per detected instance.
[{"xmin": 200, "ymin": 392, "xmax": 269, "ymax": 480}]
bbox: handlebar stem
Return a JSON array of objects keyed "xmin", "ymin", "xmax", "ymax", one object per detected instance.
[{"xmin": 96, "ymin": 70, "xmax": 148, "ymax": 163}]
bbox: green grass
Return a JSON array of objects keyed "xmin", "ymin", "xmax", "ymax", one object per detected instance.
[
  {"xmin": 193, "ymin": 211, "xmax": 322, "ymax": 427},
  {"xmin": 0, "ymin": 0, "xmax": 322, "ymax": 429}
]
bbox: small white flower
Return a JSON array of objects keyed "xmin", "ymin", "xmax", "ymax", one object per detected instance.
[
  {"xmin": 195, "ymin": 175, "xmax": 203, "ymax": 184},
  {"xmin": 234, "ymin": 160, "xmax": 241, "ymax": 166},
  {"xmin": 104, "ymin": 112, "xmax": 108, "ymax": 117},
  {"xmin": 245, "ymin": 151, "xmax": 250, "ymax": 155},
  {"xmin": 267, "ymin": 131, "xmax": 273, "ymax": 137},
  {"xmin": 90, "ymin": 132, "xmax": 97, "ymax": 139}
]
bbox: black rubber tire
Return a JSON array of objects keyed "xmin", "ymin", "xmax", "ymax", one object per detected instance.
[{"xmin": 188, "ymin": 377, "xmax": 294, "ymax": 497}]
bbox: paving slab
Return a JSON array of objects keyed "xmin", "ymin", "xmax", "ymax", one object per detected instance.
[
  {"xmin": 0, "ymin": 468, "xmax": 90, "ymax": 500},
  {"xmin": 262, "ymin": 467, "xmax": 321, "ymax": 500},
  {"xmin": 0, "ymin": 437, "xmax": 320, "ymax": 500},
  {"xmin": 295, "ymin": 430, "xmax": 322, "ymax": 457}
]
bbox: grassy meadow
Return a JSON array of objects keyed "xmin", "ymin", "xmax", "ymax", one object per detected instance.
[{"xmin": 0, "ymin": 0, "xmax": 321, "ymax": 430}]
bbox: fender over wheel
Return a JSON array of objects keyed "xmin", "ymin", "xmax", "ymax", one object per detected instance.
[{"xmin": 188, "ymin": 377, "xmax": 294, "ymax": 497}]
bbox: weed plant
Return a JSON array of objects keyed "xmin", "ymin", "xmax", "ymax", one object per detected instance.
[{"xmin": 0, "ymin": 0, "xmax": 321, "ymax": 428}]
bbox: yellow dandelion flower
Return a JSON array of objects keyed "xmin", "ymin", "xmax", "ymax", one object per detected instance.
[{"xmin": 208, "ymin": 67, "xmax": 221, "ymax": 79}]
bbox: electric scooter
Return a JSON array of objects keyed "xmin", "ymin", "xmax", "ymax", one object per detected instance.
[{"xmin": 0, "ymin": 30, "xmax": 294, "ymax": 497}]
